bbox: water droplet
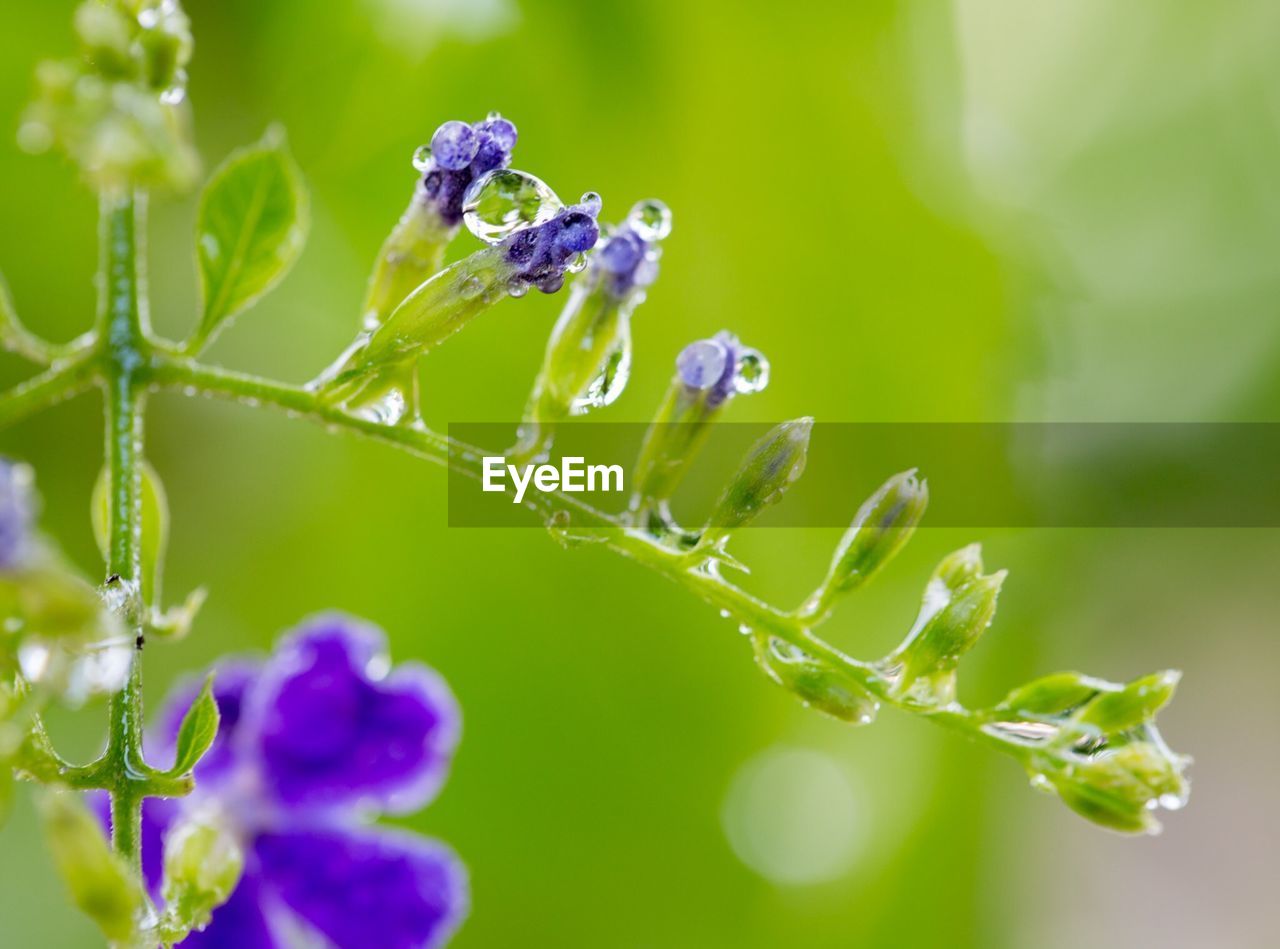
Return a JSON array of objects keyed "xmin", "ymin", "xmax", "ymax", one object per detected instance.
[
  {"xmin": 733, "ymin": 349, "xmax": 770, "ymax": 394},
  {"xmin": 412, "ymin": 144, "xmax": 433, "ymax": 172},
  {"xmin": 570, "ymin": 328, "xmax": 632, "ymax": 414},
  {"xmin": 506, "ymin": 277, "xmax": 529, "ymax": 298},
  {"xmin": 627, "ymin": 199, "xmax": 673, "ymax": 242},
  {"xmin": 1158, "ymin": 790, "xmax": 1187, "ymax": 811},
  {"xmin": 1028, "ymin": 773, "xmax": 1053, "ymax": 793},
  {"xmin": 738, "ymin": 623, "xmax": 753, "ymax": 636},
  {"xmin": 160, "ymin": 85, "xmax": 185, "ymax": 106},
  {"xmin": 579, "ymin": 191, "xmax": 602, "ymax": 215},
  {"xmin": 983, "ymin": 720, "xmax": 1060, "ymax": 744},
  {"xmin": 459, "ymin": 275, "xmax": 485, "ymax": 299},
  {"xmin": 463, "ymin": 169, "xmax": 563, "ymax": 244},
  {"xmin": 719, "ymin": 609, "xmax": 732, "ymax": 619},
  {"xmin": 566, "ymin": 253, "xmax": 588, "ymax": 275}
]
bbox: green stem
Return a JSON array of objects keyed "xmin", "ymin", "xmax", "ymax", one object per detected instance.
[
  {"xmin": 0, "ymin": 351, "xmax": 99, "ymax": 429},
  {"xmin": 98, "ymin": 190, "xmax": 151, "ymax": 876},
  {"xmin": 148, "ymin": 356, "xmax": 1030, "ymax": 768}
]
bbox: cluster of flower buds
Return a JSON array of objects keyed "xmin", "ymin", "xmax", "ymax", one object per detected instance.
[
  {"xmin": 363, "ymin": 114, "xmax": 520, "ymax": 328},
  {"xmin": 991, "ymin": 668, "xmax": 1189, "ymax": 833},
  {"xmin": 20, "ymin": 0, "xmax": 199, "ymax": 190},
  {"xmin": 316, "ymin": 120, "xmax": 611, "ymax": 425},
  {"xmin": 665, "ymin": 458, "xmax": 1191, "ymax": 835}
]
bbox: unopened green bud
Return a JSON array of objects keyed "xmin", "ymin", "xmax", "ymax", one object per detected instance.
[
  {"xmin": 38, "ymin": 790, "xmax": 146, "ymax": 943},
  {"xmin": 996, "ymin": 671, "xmax": 1111, "ymax": 718},
  {"xmin": 1047, "ymin": 740, "xmax": 1189, "ymax": 835},
  {"xmin": 1073, "ymin": 670, "xmax": 1180, "ymax": 735},
  {"xmin": 162, "ymin": 815, "xmax": 244, "ymax": 936},
  {"xmin": 754, "ymin": 637, "xmax": 879, "ymax": 725},
  {"xmin": 701, "ymin": 418, "xmax": 812, "ymax": 543},
  {"xmin": 889, "ymin": 570, "xmax": 1006, "ymax": 703},
  {"xmin": 316, "ymin": 247, "xmax": 513, "ymax": 409},
  {"xmin": 804, "ymin": 470, "xmax": 928, "ymax": 618}
]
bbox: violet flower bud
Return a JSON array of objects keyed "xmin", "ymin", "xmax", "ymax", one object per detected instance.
[{"xmin": 630, "ymin": 332, "xmax": 770, "ymax": 521}]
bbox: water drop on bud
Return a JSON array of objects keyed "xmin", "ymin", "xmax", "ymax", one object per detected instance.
[{"xmin": 462, "ymin": 169, "xmax": 563, "ymax": 244}]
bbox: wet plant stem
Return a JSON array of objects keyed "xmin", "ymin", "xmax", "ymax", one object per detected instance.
[
  {"xmin": 98, "ymin": 190, "xmax": 150, "ymax": 877},
  {"xmin": 144, "ymin": 359, "xmax": 1029, "ymax": 767},
  {"xmin": 0, "ymin": 237, "xmax": 1039, "ymax": 839}
]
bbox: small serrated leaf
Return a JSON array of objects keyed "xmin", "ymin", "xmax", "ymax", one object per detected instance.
[
  {"xmin": 169, "ymin": 675, "xmax": 219, "ymax": 777},
  {"xmin": 192, "ymin": 126, "xmax": 308, "ymax": 349}
]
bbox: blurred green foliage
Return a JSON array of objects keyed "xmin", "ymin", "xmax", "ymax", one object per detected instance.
[{"xmin": 1, "ymin": 0, "xmax": 1278, "ymax": 946}]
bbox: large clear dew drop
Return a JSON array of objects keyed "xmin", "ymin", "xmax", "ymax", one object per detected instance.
[{"xmin": 463, "ymin": 169, "xmax": 563, "ymax": 244}]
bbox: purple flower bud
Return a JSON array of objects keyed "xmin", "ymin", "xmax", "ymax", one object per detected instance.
[
  {"xmin": 591, "ymin": 199, "xmax": 671, "ymax": 297},
  {"xmin": 676, "ymin": 331, "xmax": 769, "ymax": 407},
  {"xmin": 556, "ymin": 210, "xmax": 600, "ymax": 254},
  {"xmin": 599, "ymin": 232, "xmax": 644, "ymax": 275},
  {"xmin": 477, "ymin": 116, "xmax": 517, "ymax": 151},
  {"xmin": 418, "ymin": 114, "xmax": 519, "ymax": 225},
  {"xmin": 676, "ymin": 339, "xmax": 729, "ymax": 390},
  {"xmin": 0, "ymin": 459, "xmax": 35, "ymax": 570},
  {"xmin": 430, "ymin": 120, "xmax": 479, "ymax": 171},
  {"xmin": 503, "ymin": 200, "xmax": 601, "ymax": 295}
]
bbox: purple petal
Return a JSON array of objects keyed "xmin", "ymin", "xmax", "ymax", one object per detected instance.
[
  {"xmin": 255, "ymin": 826, "xmax": 467, "ymax": 949},
  {"xmin": 246, "ymin": 614, "xmax": 460, "ymax": 816},
  {"xmin": 152, "ymin": 660, "xmax": 263, "ymax": 787},
  {"xmin": 0, "ymin": 460, "xmax": 35, "ymax": 570},
  {"xmin": 179, "ymin": 869, "xmax": 276, "ymax": 949}
]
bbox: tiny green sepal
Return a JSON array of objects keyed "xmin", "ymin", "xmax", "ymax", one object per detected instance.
[
  {"xmin": 167, "ymin": 674, "xmax": 219, "ymax": 777},
  {"xmin": 190, "ymin": 125, "xmax": 309, "ymax": 353},
  {"xmin": 1072, "ymin": 670, "xmax": 1181, "ymax": 735}
]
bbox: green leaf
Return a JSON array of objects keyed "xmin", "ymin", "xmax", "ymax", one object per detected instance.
[
  {"xmin": 169, "ymin": 674, "xmax": 219, "ymax": 776},
  {"xmin": 92, "ymin": 460, "xmax": 168, "ymax": 605},
  {"xmin": 192, "ymin": 126, "xmax": 308, "ymax": 348}
]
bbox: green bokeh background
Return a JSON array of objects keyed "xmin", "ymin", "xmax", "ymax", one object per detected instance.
[{"xmin": 3, "ymin": 1, "xmax": 1279, "ymax": 946}]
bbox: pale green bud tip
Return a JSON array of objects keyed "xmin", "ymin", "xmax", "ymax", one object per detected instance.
[
  {"xmin": 1074, "ymin": 669, "xmax": 1181, "ymax": 734},
  {"xmin": 37, "ymin": 790, "xmax": 145, "ymax": 942},
  {"xmin": 163, "ymin": 817, "xmax": 244, "ymax": 912},
  {"xmin": 932, "ymin": 542, "xmax": 983, "ymax": 591}
]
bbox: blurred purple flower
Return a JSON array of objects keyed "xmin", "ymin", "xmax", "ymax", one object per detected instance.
[
  {"xmin": 0, "ymin": 458, "xmax": 34, "ymax": 569},
  {"xmin": 421, "ymin": 114, "xmax": 518, "ymax": 225},
  {"xmin": 107, "ymin": 614, "xmax": 466, "ymax": 948}
]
